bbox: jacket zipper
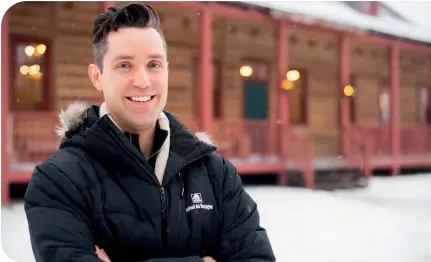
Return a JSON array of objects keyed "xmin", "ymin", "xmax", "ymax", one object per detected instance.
[
  {"xmin": 125, "ymin": 132, "xmax": 169, "ymax": 250},
  {"xmin": 149, "ymin": 148, "xmax": 168, "ymax": 251},
  {"xmin": 122, "ymin": 131, "xmax": 216, "ymax": 252},
  {"xmin": 156, "ymin": 151, "xmax": 216, "ymax": 252},
  {"xmin": 159, "ymin": 187, "xmax": 167, "ymax": 219},
  {"xmin": 160, "ymin": 187, "xmax": 167, "ymax": 251}
]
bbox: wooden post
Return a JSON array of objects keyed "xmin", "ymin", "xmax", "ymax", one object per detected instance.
[
  {"xmin": 390, "ymin": 45, "xmax": 400, "ymax": 175},
  {"xmin": 277, "ymin": 22, "xmax": 289, "ymax": 158},
  {"xmin": 2, "ymin": 13, "xmax": 10, "ymax": 204},
  {"xmin": 200, "ymin": 6, "xmax": 213, "ymax": 133},
  {"xmin": 339, "ymin": 36, "xmax": 351, "ymax": 157}
]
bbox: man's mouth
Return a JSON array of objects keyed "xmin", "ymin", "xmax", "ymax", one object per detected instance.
[{"xmin": 127, "ymin": 96, "xmax": 155, "ymax": 103}]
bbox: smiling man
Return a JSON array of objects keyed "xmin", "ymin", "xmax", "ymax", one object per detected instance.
[{"xmin": 24, "ymin": 3, "xmax": 275, "ymax": 262}]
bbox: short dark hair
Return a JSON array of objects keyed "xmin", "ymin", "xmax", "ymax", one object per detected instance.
[{"xmin": 91, "ymin": 3, "xmax": 166, "ymax": 71}]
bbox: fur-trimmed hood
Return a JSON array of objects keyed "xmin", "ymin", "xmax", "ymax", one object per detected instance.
[{"xmin": 55, "ymin": 101, "xmax": 214, "ymax": 146}]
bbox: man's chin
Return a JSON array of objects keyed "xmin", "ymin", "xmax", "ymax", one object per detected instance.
[{"xmin": 126, "ymin": 117, "xmax": 159, "ymax": 133}]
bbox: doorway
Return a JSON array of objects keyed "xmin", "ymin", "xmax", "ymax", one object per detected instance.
[
  {"xmin": 243, "ymin": 80, "xmax": 268, "ymax": 119},
  {"xmin": 241, "ymin": 60, "xmax": 270, "ymax": 154}
]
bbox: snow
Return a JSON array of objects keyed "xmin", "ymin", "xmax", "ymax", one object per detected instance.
[
  {"xmin": 1, "ymin": 175, "xmax": 431, "ymax": 262},
  {"xmin": 381, "ymin": 2, "xmax": 431, "ymax": 29},
  {"xmin": 243, "ymin": 1, "xmax": 431, "ymax": 44}
]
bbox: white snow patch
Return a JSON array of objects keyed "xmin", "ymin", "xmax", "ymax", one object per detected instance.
[{"xmin": 1, "ymin": 175, "xmax": 430, "ymax": 262}]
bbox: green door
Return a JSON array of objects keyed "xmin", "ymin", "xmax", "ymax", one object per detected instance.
[{"xmin": 244, "ymin": 80, "xmax": 268, "ymax": 119}]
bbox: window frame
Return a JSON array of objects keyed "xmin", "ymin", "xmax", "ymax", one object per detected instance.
[
  {"xmin": 10, "ymin": 35, "xmax": 52, "ymax": 112},
  {"xmin": 418, "ymin": 84, "xmax": 431, "ymax": 125},
  {"xmin": 379, "ymin": 79, "xmax": 391, "ymax": 124},
  {"xmin": 288, "ymin": 68, "xmax": 308, "ymax": 125}
]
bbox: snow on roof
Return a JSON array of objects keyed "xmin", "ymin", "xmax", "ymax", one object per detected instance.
[
  {"xmin": 241, "ymin": 1, "xmax": 431, "ymax": 44},
  {"xmin": 381, "ymin": 1, "xmax": 431, "ymax": 29}
]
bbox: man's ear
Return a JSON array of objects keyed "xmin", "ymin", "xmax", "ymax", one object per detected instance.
[{"xmin": 88, "ymin": 64, "xmax": 103, "ymax": 91}]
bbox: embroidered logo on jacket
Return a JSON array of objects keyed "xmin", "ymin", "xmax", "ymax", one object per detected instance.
[
  {"xmin": 186, "ymin": 193, "xmax": 214, "ymax": 213},
  {"xmin": 191, "ymin": 193, "xmax": 203, "ymax": 204}
]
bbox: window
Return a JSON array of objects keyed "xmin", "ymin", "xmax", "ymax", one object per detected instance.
[
  {"xmin": 419, "ymin": 86, "xmax": 431, "ymax": 124},
  {"xmin": 288, "ymin": 69, "xmax": 307, "ymax": 125},
  {"xmin": 10, "ymin": 36, "xmax": 50, "ymax": 111},
  {"xmin": 379, "ymin": 87, "xmax": 390, "ymax": 123}
]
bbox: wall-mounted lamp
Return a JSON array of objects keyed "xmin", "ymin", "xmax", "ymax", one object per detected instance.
[
  {"xmin": 286, "ymin": 70, "xmax": 300, "ymax": 81},
  {"xmin": 282, "ymin": 79, "xmax": 293, "ymax": 90},
  {"xmin": 343, "ymin": 85, "xmax": 354, "ymax": 97},
  {"xmin": 24, "ymin": 44, "xmax": 47, "ymax": 57},
  {"xmin": 282, "ymin": 70, "xmax": 301, "ymax": 91},
  {"xmin": 25, "ymin": 46, "xmax": 35, "ymax": 57},
  {"xmin": 37, "ymin": 44, "xmax": 46, "ymax": 55},
  {"xmin": 239, "ymin": 65, "xmax": 253, "ymax": 77}
]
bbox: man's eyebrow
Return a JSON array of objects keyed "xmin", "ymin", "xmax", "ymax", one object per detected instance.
[
  {"xmin": 113, "ymin": 54, "xmax": 166, "ymax": 61},
  {"xmin": 148, "ymin": 54, "xmax": 166, "ymax": 60},
  {"xmin": 113, "ymin": 55, "xmax": 135, "ymax": 62}
]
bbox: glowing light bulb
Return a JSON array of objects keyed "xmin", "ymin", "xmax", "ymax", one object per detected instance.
[{"xmin": 239, "ymin": 65, "xmax": 253, "ymax": 77}]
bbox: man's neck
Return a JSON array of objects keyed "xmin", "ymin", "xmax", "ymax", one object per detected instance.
[
  {"xmin": 117, "ymin": 120, "xmax": 157, "ymax": 159},
  {"xmin": 99, "ymin": 103, "xmax": 157, "ymax": 159},
  {"xmin": 138, "ymin": 125, "xmax": 156, "ymax": 159}
]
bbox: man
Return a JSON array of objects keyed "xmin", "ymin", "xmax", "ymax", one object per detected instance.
[{"xmin": 24, "ymin": 3, "xmax": 275, "ymax": 262}]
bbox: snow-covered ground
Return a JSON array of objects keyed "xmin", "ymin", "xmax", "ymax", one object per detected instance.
[{"xmin": 1, "ymin": 175, "xmax": 430, "ymax": 262}]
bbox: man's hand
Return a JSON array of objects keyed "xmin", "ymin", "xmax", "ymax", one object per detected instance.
[
  {"xmin": 95, "ymin": 246, "xmax": 111, "ymax": 262},
  {"xmin": 202, "ymin": 256, "xmax": 216, "ymax": 262}
]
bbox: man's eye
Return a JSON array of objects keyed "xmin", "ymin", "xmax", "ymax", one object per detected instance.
[
  {"xmin": 118, "ymin": 63, "xmax": 131, "ymax": 69},
  {"xmin": 149, "ymin": 62, "xmax": 161, "ymax": 68}
]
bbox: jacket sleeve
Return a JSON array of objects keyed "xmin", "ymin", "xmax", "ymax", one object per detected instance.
[
  {"xmin": 216, "ymin": 157, "xmax": 276, "ymax": 262},
  {"xmin": 24, "ymin": 162, "xmax": 101, "ymax": 262}
]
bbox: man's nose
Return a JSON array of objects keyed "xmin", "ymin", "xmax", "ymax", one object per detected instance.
[{"xmin": 133, "ymin": 67, "xmax": 151, "ymax": 88}]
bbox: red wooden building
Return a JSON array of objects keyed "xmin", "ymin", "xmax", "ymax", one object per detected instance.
[{"xmin": 2, "ymin": 1, "xmax": 431, "ymax": 203}]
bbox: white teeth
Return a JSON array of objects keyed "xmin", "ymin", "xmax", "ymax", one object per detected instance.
[{"xmin": 130, "ymin": 96, "xmax": 152, "ymax": 102}]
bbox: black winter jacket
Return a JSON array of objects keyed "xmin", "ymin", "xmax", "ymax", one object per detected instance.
[{"xmin": 24, "ymin": 102, "xmax": 275, "ymax": 262}]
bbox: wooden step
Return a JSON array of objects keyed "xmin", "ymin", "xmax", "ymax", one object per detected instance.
[{"xmin": 288, "ymin": 169, "xmax": 368, "ymax": 190}]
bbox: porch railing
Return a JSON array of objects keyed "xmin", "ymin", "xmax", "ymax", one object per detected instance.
[
  {"xmin": 212, "ymin": 118, "xmax": 254, "ymax": 159},
  {"xmin": 211, "ymin": 118, "xmax": 282, "ymax": 162},
  {"xmin": 347, "ymin": 125, "xmax": 373, "ymax": 177},
  {"xmin": 284, "ymin": 125, "xmax": 315, "ymax": 188},
  {"xmin": 400, "ymin": 125, "xmax": 431, "ymax": 155},
  {"xmin": 348, "ymin": 123, "xmax": 431, "ymax": 176},
  {"xmin": 350, "ymin": 124, "xmax": 391, "ymax": 157},
  {"xmin": 350, "ymin": 124, "xmax": 431, "ymax": 157},
  {"xmin": 10, "ymin": 111, "xmax": 61, "ymax": 169},
  {"xmin": 210, "ymin": 119, "xmax": 315, "ymax": 187}
]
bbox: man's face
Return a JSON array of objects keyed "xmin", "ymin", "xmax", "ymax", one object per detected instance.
[{"xmin": 89, "ymin": 27, "xmax": 168, "ymax": 133}]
